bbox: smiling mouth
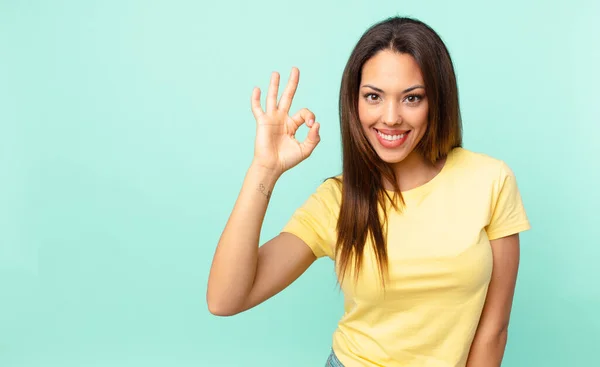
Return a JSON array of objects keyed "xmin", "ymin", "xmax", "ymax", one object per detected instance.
[{"xmin": 374, "ymin": 128, "xmax": 410, "ymax": 142}]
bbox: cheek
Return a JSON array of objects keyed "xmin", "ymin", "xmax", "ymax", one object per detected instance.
[
  {"xmin": 412, "ymin": 109, "xmax": 429, "ymax": 142},
  {"xmin": 358, "ymin": 102, "xmax": 378, "ymax": 127},
  {"xmin": 406, "ymin": 105, "xmax": 429, "ymax": 129},
  {"xmin": 357, "ymin": 103, "xmax": 370, "ymax": 130}
]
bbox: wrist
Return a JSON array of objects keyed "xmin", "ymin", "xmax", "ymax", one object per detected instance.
[
  {"xmin": 249, "ymin": 161, "xmax": 283, "ymax": 181},
  {"xmin": 247, "ymin": 162, "xmax": 282, "ymax": 194}
]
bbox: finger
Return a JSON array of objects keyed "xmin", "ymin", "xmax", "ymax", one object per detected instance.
[
  {"xmin": 289, "ymin": 108, "xmax": 316, "ymax": 132},
  {"xmin": 266, "ymin": 71, "xmax": 280, "ymax": 113},
  {"xmin": 300, "ymin": 122, "xmax": 321, "ymax": 157},
  {"xmin": 251, "ymin": 87, "xmax": 264, "ymax": 118},
  {"xmin": 278, "ymin": 67, "xmax": 299, "ymax": 113}
]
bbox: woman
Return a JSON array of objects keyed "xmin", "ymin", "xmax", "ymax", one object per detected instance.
[{"xmin": 207, "ymin": 16, "xmax": 531, "ymax": 367}]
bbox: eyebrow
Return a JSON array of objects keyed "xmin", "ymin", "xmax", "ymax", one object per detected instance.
[{"xmin": 361, "ymin": 84, "xmax": 425, "ymax": 94}]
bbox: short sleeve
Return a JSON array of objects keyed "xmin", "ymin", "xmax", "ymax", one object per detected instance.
[
  {"xmin": 485, "ymin": 162, "xmax": 532, "ymax": 240},
  {"xmin": 281, "ymin": 178, "xmax": 340, "ymax": 259}
]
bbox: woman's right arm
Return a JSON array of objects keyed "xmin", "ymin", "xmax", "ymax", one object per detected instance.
[{"xmin": 206, "ymin": 67, "xmax": 322, "ymax": 316}]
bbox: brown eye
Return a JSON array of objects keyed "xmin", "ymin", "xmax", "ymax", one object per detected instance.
[
  {"xmin": 364, "ymin": 93, "xmax": 378, "ymax": 101},
  {"xmin": 405, "ymin": 94, "xmax": 423, "ymax": 105}
]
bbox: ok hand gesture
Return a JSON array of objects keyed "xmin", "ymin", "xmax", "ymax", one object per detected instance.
[{"xmin": 251, "ymin": 67, "xmax": 321, "ymax": 176}]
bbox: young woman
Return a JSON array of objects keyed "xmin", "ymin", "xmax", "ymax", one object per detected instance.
[{"xmin": 207, "ymin": 16, "xmax": 531, "ymax": 367}]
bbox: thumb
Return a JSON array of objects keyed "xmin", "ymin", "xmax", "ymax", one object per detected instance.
[{"xmin": 300, "ymin": 122, "xmax": 321, "ymax": 157}]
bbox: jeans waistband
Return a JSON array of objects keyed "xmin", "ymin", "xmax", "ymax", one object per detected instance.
[{"xmin": 325, "ymin": 349, "xmax": 344, "ymax": 367}]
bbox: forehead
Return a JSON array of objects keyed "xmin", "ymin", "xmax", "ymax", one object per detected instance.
[{"xmin": 360, "ymin": 50, "xmax": 424, "ymax": 87}]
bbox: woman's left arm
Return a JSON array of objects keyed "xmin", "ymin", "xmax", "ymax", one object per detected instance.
[{"xmin": 466, "ymin": 233, "xmax": 521, "ymax": 367}]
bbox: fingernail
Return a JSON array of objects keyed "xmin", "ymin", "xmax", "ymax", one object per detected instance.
[{"xmin": 308, "ymin": 119, "xmax": 314, "ymax": 125}]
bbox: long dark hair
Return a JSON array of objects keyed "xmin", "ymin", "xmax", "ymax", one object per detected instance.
[{"xmin": 335, "ymin": 17, "xmax": 463, "ymax": 286}]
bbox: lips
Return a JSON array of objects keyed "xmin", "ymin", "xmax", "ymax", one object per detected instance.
[{"xmin": 373, "ymin": 128, "xmax": 410, "ymax": 148}]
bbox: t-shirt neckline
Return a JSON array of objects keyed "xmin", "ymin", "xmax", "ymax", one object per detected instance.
[{"xmin": 386, "ymin": 147, "xmax": 460, "ymax": 198}]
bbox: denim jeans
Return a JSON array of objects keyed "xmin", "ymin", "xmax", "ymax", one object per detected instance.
[{"xmin": 325, "ymin": 349, "xmax": 344, "ymax": 367}]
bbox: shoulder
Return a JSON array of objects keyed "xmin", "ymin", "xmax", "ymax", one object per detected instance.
[
  {"xmin": 285, "ymin": 176, "xmax": 342, "ymax": 238},
  {"xmin": 314, "ymin": 175, "xmax": 343, "ymax": 203},
  {"xmin": 450, "ymin": 147, "xmax": 515, "ymax": 182}
]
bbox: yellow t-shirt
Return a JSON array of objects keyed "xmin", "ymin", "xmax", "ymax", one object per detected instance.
[{"xmin": 282, "ymin": 147, "xmax": 531, "ymax": 367}]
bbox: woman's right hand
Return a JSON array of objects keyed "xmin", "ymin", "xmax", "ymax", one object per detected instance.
[{"xmin": 251, "ymin": 67, "xmax": 321, "ymax": 176}]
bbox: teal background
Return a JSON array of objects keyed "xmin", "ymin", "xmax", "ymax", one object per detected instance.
[{"xmin": 1, "ymin": 0, "xmax": 598, "ymax": 366}]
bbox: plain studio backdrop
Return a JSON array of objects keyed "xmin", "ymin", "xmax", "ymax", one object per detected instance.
[{"xmin": 1, "ymin": 0, "xmax": 598, "ymax": 366}]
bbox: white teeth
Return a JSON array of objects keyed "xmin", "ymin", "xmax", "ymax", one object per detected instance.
[{"xmin": 377, "ymin": 130, "xmax": 406, "ymax": 141}]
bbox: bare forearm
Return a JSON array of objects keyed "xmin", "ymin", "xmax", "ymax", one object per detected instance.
[
  {"xmin": 466, "ymin": 330, "xmax": 508, "ymax": 367},
  {"xmin": 206, "ymin": 163, "xmax": 281, "ymax": 313}
]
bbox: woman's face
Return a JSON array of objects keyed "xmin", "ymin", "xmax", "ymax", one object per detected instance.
[{"xmin": 358, "ymin": 50, "xmax": 429, "ymax": 164}]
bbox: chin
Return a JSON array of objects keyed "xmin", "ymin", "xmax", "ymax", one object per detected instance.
[
  {"xmin": 376, "ymin": 150, "xmax": 412, "ymax": 164},
  {"xmin": 369, "ymin": 138, "xmax": 418, "ymax": 164}
]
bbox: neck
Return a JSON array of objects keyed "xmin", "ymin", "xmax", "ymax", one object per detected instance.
[{"xmin": 386, "ymin": 151, "xmax": 446, "ymax": 192}]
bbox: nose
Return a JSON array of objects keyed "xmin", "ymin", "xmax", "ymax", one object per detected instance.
[{"xmin": 382, "ymin": 101, "xmax": 401, "ymax": 126}]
